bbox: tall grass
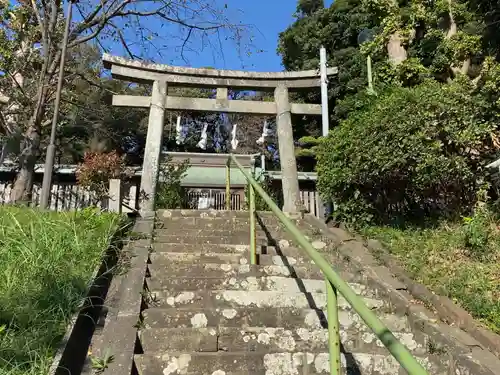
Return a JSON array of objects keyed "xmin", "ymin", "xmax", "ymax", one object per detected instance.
[{"xmin": 0, "ymin": 206, "xmax": 121, "ymax": 375}]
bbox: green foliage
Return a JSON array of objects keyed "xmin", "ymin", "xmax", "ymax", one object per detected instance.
[
  {"xmin": 477, "ymin": 57, "xmax": 500, "ymax": 107},
  {"xmin": 377, "ymin": 58, "xmax": 432, "ymax": 86},
  {"xmin": 362, "ymin": 208, "xmax": 500, "ymax": 332},
  {"xmin": 0, "ymin": 206, "xmax": 121, "ymax": 375},
  {"xmin": 295, "ymin": 136, "xmax": 323, "ymax": 171},
  {"xmin": 296, "ymin": 0, "xmax": 324, "ymax": 17},
  {"xmin": 90, "ymin": 349, "xmax": 115, "ymax": 373},
  {"xmin": 155, "ymin": 156, "xmax": 190, "ymax": 210},
  {"xmin": 316, "ymin": 79, "xmax": 499, "ymax": 225},
  {"xmin": 297, "ymin": 136, "xmax": 321, "ymax": 147},
  {"xmin": 295, "ymin": 148, "xmax": 317, "ymax": 158},
  {"xmin": 334, "ymin": 84, "xmax": 381, "ymax": 120},
  {"xmin": 278, "ymin": 0, "xmax": 377, "ymax": 131},
  {"xmin": 462, "ymin": 210, "xmax": 493, "ymax": 261},
  {"xmin": 244, "ymin": 171, "xmax": 280, "ymax": 211},
  {"xmin": 461, "ymin": 184, "xmax": 497, "ymax": 261}
]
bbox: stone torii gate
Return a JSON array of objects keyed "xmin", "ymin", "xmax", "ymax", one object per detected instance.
[{"xmin": 102, "ymin": 54, "xmax": 337, "ymax": 217}]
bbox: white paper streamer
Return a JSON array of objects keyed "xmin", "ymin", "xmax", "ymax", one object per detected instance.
[
  {"xmin": 256, "ymin": 120, "xmax": 271, "ymax": 145},
  {"xmin": 197, "ymin": 123, "xmax": 209, "ymax": 150},
  {"xmin": 231, "ymin": 123, "xmax": 239, "ymax": 150},
  {"xmin": 175, "ymin": 116, "xmax": 185, "ymax": 145}
]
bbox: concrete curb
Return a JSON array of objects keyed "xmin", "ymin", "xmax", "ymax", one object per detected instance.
[
  {"xmin": 86, "ymin": 217, "xmax": 154, "ymax": 375},
  {"xmin": 304, "ymin": 214, "xmax": 500, "ymax": 375},
  {"xmin": 48, "ymin": 217, "xmax": 132, "ymax": 375}
]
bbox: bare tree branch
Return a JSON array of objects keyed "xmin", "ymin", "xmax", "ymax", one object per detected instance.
[{"xmin": 0, "ymin": 0, "xmax": 256, "ymax": 201}]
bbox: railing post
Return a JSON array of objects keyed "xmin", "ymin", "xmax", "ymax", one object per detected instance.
[
  {"xmin": 249, "ymin": 156, "xmax": 257, "ymax": 264},
  {"xmin": 225, "ymin": 158, "xmax": 231, "ymax": 210},
  {"xmin": 326, "ymin": 278, "xmax": 341, "ymax": 375},
  {"xmin": 249, "ymin": 181, "xmax": 257, "ymax": 265}
]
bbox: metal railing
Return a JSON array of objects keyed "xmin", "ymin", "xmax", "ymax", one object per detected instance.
[{"xmin": 226, "ymin": 154, "xmax": 430, "ymax": 375}]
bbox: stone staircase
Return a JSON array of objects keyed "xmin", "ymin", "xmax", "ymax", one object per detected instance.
[{"xmin": 132, "ymin": 210, "xmax": 499, "ymax": 375}]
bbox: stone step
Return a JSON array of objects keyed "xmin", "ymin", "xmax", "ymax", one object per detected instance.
[
  {"xmin": 142, "ymin": 307, "xmax": 411, "ymax": 332},
  {"xmin": 154, "ymin": 228, "xmax": 294, "ymax": 240},
  {"xmin": 155, "ymin": 215, "xmax": 285, "ymax": 227},
  {"xmin": 149, "ymin": 243, "xmax": 333, "ymax": 262},
  {"xmin": 147, "ymin": 262, "xmax": 324, "ymax": 280},
  {"xmin": 158, "ymin": 209, "xmax": 271, "ymax": 219},
  {"xmin": 139, "ymin": 326, "xmax": 423, "ymax": 357},
  {"xmin": 151, "ymin": 243, "xmax": 250, "ymax": 254},
  {"xmin": 146, "ymin": 276, "xmax": 372, "ymax": 297},
  {"xmin": 134, "ymin": 351, "xmax": 445, "ymax": 375},
  {"xmin": 146, "ymin": 290, "xmax": 387, "ymax": 312},
  {"xmin": 258, "ymin": 254, "xmax": 331, "ymax": 267},
  {"xmin": 148, "ymin": 257, "xmax": 363, "ymax": 286},
  {"xmin": 155, "ymin": 222, "xmax": 286, "ymax": 233},
  {"xmin": 150, "ymin": 244, "xmax": 335, "ymax": 264},
  {"xmin": 153, "ymin": 234, "xmax": 273, "ymax": 246},
  {"xmin": 260, "ymin": 244, "xmax": 332, "ymax": 257},
  {"xmin": 150, "ymin": 252, "xmax": 248, "ymax": 265},
  {"xmin": 154, "ymin": 218, "xmax": 285, "ymax": 230}
]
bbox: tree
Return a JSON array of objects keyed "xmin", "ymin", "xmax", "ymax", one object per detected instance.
[
  {"xmin": 360, "ymin": 0, "xmax": 485, "ymax": 80},
  {"xmin": 296, "ymin": 0, "xmax": 324, "ymax": 18},
  {"xmin": 278, "ymin": 0, "xmax": 378, "ymax": 128},
  {"xmin": 0, "ymin": 0, "xmax": 253, "ymax": 201}
]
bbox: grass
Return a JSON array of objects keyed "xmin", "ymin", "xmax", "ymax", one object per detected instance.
[
  {"xmin": 360, "ymin": 207, "xmax": 500, "ymax": 334},
  {"xmin": 0, "ymin": 206, "xmax": 121, "ymax": 375}
]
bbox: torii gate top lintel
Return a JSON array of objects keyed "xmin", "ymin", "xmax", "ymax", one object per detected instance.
[{"xmin": 102, "ymin": 53, "xmax": 338, "ymax": 90}]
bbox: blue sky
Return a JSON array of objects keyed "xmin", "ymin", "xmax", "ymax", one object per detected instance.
[
  {"xmin": 188, "ymin": 0, "xmax": 299, "ymax": 72},
  {"xmin": 175, "ymin": 0, "xmax": 334, "ymax": 72},
  {"xmin": 104, "ymin": 0, "xmax": 333, "ymax": 73}
]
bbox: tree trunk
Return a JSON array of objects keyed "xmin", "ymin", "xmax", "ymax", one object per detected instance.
[
  {"xmin": 9, "ymin": 52, "xmax": 55, "ymax": 203},
  {"xmin": 10, "ymin": 123, "xmax": 40, "ymax": 203},
  {"xmin": 446, "ymin": 0, "xmax": 470, "ymax": 76},
  {"xmin": 387, "ymin": 31, "xmax": 407, "ymax": 66}
]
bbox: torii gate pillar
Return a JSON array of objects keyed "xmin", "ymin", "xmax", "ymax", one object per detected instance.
[
  {"xmin": 140, "ymin": 80, "xmax": 167, "ymax": 217},
  {"xmin": 275, "ymin": 85, "xmax": 301, "ymax": 214}
]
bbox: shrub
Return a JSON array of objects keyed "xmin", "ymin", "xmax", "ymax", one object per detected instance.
[
  {"xmin": 244, "ymin": 170, "xmax": 280, "ymax": 211},
  {"xmin": 460, "ymin": 184, "xmax": 499, "ymax": 262},
  {"xmin": 316, "ymin": 79, "xmax": 499, "ymax": 226},
  {"xmin": 155, "ymin": 155, "xmax": 190, "ymax": 209},
  {"xmin": 76, "ymin": 151, "xmax": 131, "ymax": 200}
]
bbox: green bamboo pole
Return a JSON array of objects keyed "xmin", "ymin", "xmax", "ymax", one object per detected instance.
[
  {"xmin": 230, "ymin": 154, "xmax": 429, "ymax": 375},
  {"xmin": 326, "ymin": 279, "xmax": 341, "ymax": 375},
  {"xmin": 225, "ymin": 159, "xmax": 231, "ymax": 210},
  {"xmin": 249, "ymin": 182, "xmax": 257, "ymax": 265}
]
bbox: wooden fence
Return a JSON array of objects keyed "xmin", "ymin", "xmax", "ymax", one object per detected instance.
[
  {"xmin": 299, "ymin": 189, "xmax": 323, "ymax": 218},
  {"xmin": 0, "ymin": 180, "xmax": 322, "ymax": 217},
  {"xmin": 0, "ymin": 181, "xmax": 139, "ymax": 213}
]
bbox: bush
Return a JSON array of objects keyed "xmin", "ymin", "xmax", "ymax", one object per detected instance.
[
  {"xmin": 316, "ymin": 79, "xmax": 499, "ymax": 226},
  {"xmin": 155, "ymin": 156, "xmax": 190, "ymax": 209},
  {"xmin": 244, "ymin": 170, "xmax": 280, "ymax": 211},
  {"xmin": 76, "ymin": 151, "xmax": 131, "ymax": 200}
]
